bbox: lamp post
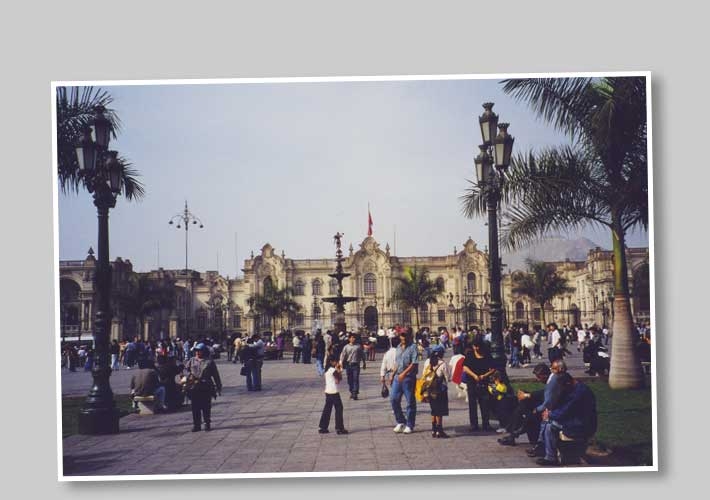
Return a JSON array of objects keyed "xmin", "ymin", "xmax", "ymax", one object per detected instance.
[
  {"xmin": 75, "ymin": 106, "xmax": 123, "ymax": 434},
  {"xmin": 475, "ymin": 102, "xmax": 515, "ymax": 372},
  {"xmin": 169, "ymin": 202, "xmax": 203, "ymax": 339}
]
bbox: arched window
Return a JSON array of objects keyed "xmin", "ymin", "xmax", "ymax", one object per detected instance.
[
  {"xmin": 364, "ymin": 273, "xmax": 376, "ymax": 295},
  {"xmin": 313, "ymin": 305, "xmax": 321, "ymax": 320},
  {"xmin": 329, "ymin": 278, "xmax": 338, "ymax": 295},
  {"xmin": 263, "ymin": 276, "xmax": 274, "ymax": 293},
  {"xmin": 295, "ymin": 313, "xmax": 305, "ymax": 326},
  {"xmin": 294, "ymin": 280, "xmax": 305, "ymax": 296},
  {"xmin": 467, "ymin": 272, "xmax": 476, "ymax": 293},
  {"xmin": 436, "ymin": 277, "xmax": 445, "ymax": 292},
  {"xmin": 312, "ymin": 279, "xmax": 322, "ymax": 296},
  {"xmin": 515, "ymin": 301, "xmax": 525, "ymax": 320}
]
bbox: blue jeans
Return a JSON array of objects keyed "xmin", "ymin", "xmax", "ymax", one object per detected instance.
[
  {"xmin": 540, "ymin": 420, "xmax": 560, "ymax": 461},
  {"xmin": 315, "ymin": 358, "xmax": 325, "ymax": 376},
  {"xmin": 247, "ymin": 359, "xmax": 263, "ymax": 390},
  {"xmin": 390, "ymin": 376, "xmax": 416, "ymax": 429},
  {"xmin": 511, "ymin": 346, "xmax": 520, "ymax": 367},
  {"xmin": 346, "ymin": 364, "xmax": 360, "ymax": 395}
]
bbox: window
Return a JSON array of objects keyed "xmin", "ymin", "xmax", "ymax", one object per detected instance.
[
  {"xmin": 329, "ymin": 278, "xmax": 338, "ymax": 295},
  {"xmin": 515, "ymin": 301, "xmax": 525, "ymax": 320},
  {"xmin": 313, "ymin": 305, "xmax": 321, "ymax": 320},
  {"xmin": 437, "ymin": 309, "xmax": 446, "ymax": 322},
  {"xmin": 232, "ymin": 313, "xmax": 241, "ymax": 329},
  {"xmin": 467, "ymin": 272, "xmax": 476, "ymax": 293},
  {"xmin": 364, "ymin": 273, "xmax": 376, "ymax": 295},
  {"xmin": 294, "ymin": 280, "xmax": 305, "ymax": 296},
  {"xmin": 196, "ymin": 310, "xmax": 207, "ymax": 330},
  {"xmin": 533, "ymin": 308, "xmax": 541, "ymax": 321},
  {"xmin": 312, "ymin": 279, "xmax": 322, "ymax": 296},
  {"xmin": 295, "ymin": 313, "xmax": 305, "ymax": 326},
  {"xmin": 402, "ymin": 309, "xmax": 411, "ymax": 326},
  {"xmin": 263, "ymin": 276, "xmax": 274, "ymax": 293},
  {"xmin": 436, "ymin": 277, "xmax": 445, "ymax": 292},
  {"xmin": 420, "ymin": 305, "xmax": 429, "ymax": 324}
]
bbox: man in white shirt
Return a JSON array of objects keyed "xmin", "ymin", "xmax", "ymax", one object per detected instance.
[
  {"xmin": 547, "ymin": 323, "xmax": 562, "ymax": 363},
  {"xmin": 380, "ymin": 336, "xmax": 400, "ymax": 386}
]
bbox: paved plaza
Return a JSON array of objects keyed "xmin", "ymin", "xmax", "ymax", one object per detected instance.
[{"xmin": 61, "ymin": 349, "xmax": 595, "ymax": 477}]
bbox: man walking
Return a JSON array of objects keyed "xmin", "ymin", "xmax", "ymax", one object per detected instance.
[
  {"xmin": 340, "ymin": 333, "xmax": 364, "ymax": 400},
  {"xmin": 390, "ymin": 329, "xmax": 419, "ymax": 434}
]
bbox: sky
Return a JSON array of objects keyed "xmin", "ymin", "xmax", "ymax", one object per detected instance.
[{"xmin": 57, "ymin": 76, "xmax": 650, "ymax": 276}]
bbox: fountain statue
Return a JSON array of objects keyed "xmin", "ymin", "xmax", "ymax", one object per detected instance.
[{"xmin": 321, "ymin": 232, "xmax": 358, "ymax": 334}]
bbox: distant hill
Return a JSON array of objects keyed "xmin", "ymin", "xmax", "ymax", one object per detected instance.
[{"xmin": 501, "ymin": 237, "xmax": 604, "ymax": 272}]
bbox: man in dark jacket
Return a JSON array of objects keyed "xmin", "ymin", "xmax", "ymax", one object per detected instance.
[
  {"xmin": 536, "ymin": 372, "xmax": 597, "ymax": 466},
  {"xmin": 183, "ymin": 343, "xmax": 222, "ymax": 431}
]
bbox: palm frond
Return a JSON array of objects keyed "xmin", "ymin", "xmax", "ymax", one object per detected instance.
[{"xmin": 500, "ymin": 77, "xmax": 595, "ymax": 140}]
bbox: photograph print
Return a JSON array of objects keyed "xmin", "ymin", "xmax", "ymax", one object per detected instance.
[{"xmin": 55, "ymin": 73, "xmax": 655, "ymax": 479}]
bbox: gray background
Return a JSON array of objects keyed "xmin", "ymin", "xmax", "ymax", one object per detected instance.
[{"xmin": 0, "ymin": 0, "xmax": 701, "ymax": 497}]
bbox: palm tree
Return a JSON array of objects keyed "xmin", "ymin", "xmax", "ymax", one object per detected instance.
[
  {"xmin": 461, "ymin": 76, "xmax": 648, "ymax": 389},
  {"xmin": 390, "ymin": 266, "xmax": 440, "ymax": 332},
  {"xmin": 56, "ymin": 86, "xmax": 145, "ymax": 200},
  {"xmin": 114, "ymin": 273, "xmax": 176, "ymax": 340},
  {"xmin": 248, "ymin": 286, "xmax": 301, "ymax": 334},
  {"xmin": 511, "ymin": 259, "xmax": 575, "ymax": 327}
]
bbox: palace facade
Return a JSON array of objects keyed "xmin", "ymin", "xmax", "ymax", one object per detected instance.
[{"xmin": 58, "ymin": 236, "xmax": 651, "ymax": 341}]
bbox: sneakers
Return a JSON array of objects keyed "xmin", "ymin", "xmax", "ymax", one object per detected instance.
[
  {"xmin": 318, "ymin": 428, "xmax": 329, "ymax": 434},
  {"xmin": 393, "ymin": 423, "xmax": 405, "ymax": 433},
  {"xmin": 336, "ymin": 429, "xmax": 349, "ymax": 435},
  {"xmin": 496, "ymin": 427, "xmax": 508, "ymax": 434},
  {"xmin": 403, "ymin": 426, "xmax": 413, "ymax": 434}
]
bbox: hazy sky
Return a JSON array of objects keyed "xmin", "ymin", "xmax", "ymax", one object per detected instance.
[{"xmin": 57, "ymin": 76, "xmax": 649, "ymax": 276}]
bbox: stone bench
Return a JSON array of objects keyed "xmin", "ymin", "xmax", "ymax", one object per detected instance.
[
  {"xmin": 557, "ymin": 431, "xmax": 589, "ymax": 465},
  {"xmin": 132, "ymin": 395, "xmax": 157, "ymax": 415}
]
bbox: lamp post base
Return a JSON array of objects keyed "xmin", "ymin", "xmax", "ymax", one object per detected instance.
[{"xmin": 78, "ymin": 407, "xmax": 120, "ymax": 435}]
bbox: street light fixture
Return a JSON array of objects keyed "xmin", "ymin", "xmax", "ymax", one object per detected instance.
[
  {"xmin": 475, "ymin": 102, "xmax": 515, "ymax": 373},
  {"xmin": 169, "ymin": 202, "xmax": 203, "ymax": 339},
  {"xmin": 74, "ymin": 105, "xmax": 122, "ymax": 434}
]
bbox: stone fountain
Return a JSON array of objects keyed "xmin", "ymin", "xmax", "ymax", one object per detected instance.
[{"xmin": 321, "ymin": 232, "xmax": 358, "ymax": 334}]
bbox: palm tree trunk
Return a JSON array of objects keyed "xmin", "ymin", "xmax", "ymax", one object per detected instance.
[
  {"xmin": 608, "ymin": 217, "xmax": 644, "ymax": 389},
  {"xmin": 414, "ymin": 308, "xmax": 420, "ymax": 333}
]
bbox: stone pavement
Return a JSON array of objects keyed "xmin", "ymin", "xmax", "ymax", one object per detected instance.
[{"xmin": 61, "ymin": 349, "xmax": 596, "ymax": 477}]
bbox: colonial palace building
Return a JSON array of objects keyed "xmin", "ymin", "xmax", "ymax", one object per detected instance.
[{"xmin": 59, "ymin": 235, "xmax": 650, "ymax": 341}]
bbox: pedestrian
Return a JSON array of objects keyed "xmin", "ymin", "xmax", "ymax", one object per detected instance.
[
  {"xmin": 292, "ymin": 333, "xmax": 302, "ymax": 363},
  {"xmin": 248, "ymin": 333, "xmax": 265, "ymax": 391},
  {"xmin": 110, "ymin": 339, "xmax": 120, "ymax": 371},
  {"xmin": 318, "ymin": 356, "xmax": 349, "ymax": 435},
  {"xmin": 340, "ymin": 333, "xmax": 364, "ymax": 400},
  {"xmin": 314, "ymin": 332, "xmax": 327, "ymax": 376},
  {"xmin": 183, "ymin": 343, "xmax": 222, "ymax": 432},
  {"xmin": 547, "ymin": 323, "xmax": 563, "ymax": 363},
  {"xmin": 390, "ymin": 329, "xmax": 419, "ymax": 434},
  {"xmin": 276, "ymin": 331, "xmax": 285, "ymax": 360},
  {"xmin": 302, "ymin": 333, "xmax": 312, "ymax": 364},
  {"xmin": 462, "ymin": 339, "xmax": 495, "ymax": 432},
  {"xmin": 421, "ymin": 345, "xmax": 451, "ymax": 438}
]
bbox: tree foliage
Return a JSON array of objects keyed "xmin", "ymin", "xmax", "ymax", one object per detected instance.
[
  {"xmin": 56, "ymin": 86, "xmax": 145, "ymax": 200},
  {"xmin": 248, "ymin": 286, "xmax": 301, "ymax": 333},
  {"xmin": 511, "ymin": 259, "xmax": 575, "ymax": 325},
  {"xmin": 390, "ymin": 266, "xmax": 440, "ymax": 331}
]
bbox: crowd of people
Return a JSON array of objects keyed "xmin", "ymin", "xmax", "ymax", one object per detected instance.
[{"xmin": 61, "ymin": 320, "xmax": 652, "ymax": 465}]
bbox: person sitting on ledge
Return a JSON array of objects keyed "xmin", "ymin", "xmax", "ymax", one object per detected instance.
[
  {"xmin": 130, "ymin": 359, "xmax": 167, "ymax": 413},
  {"xmin": 534, "ymin": 372, "xmax": 597, "ymax": 466}
]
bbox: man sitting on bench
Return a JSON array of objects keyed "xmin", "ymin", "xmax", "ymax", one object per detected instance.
[
  {"xmin": 535, "ymin": 372, "xmax": 597, "ymax": 466},
  {"xmin": 130, "ymin": 359, "xmax": 167, "ymax": 413}
]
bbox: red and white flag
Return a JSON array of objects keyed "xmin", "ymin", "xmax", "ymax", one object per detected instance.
[{"xmin": 367, "ymin": 206, "xmax": 373, "ymax": 236}]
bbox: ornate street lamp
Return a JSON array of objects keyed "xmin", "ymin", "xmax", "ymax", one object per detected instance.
[
  {"xmin": 475, "ymin": 102, "xmax": 515, "ymax": 373},
  {"xmin": 75, "ymin": 106, "xmax": 123, "ymax": 434},
  {"xmin": 169, "ymin": 202, "xmax": 203, "ymax": 339}
]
